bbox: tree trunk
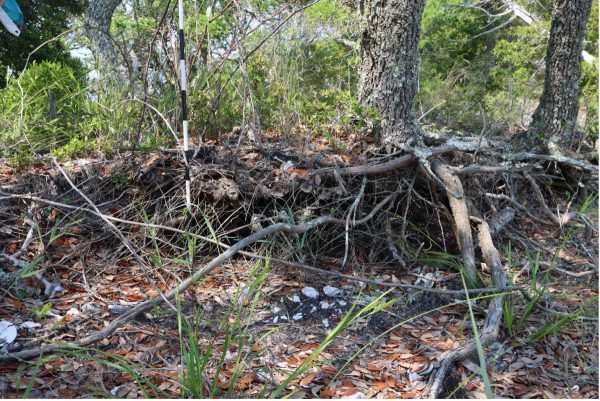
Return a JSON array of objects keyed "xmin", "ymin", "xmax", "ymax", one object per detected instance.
[
  {"xmin": 84, "ymin": 0, "xmax": 123, "ymax": 66},
  {"xmin": 528, "ymin": 0, "xmax": 592, "ymax": 152},
  {"xmin": 358, "ymin": 0, "xmax": 425, "ymax": 145}
]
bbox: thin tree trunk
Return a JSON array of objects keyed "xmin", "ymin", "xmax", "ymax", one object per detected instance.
[
  {"xmin": 528, "ymin": 0, "xmax": 592, "ymax": 152},
  {"xmin": 84, "ymin": 0, "xmax": 123, "ymax": 66},
  {"xmin": 358, "ymin": 0, "xmax": 425, "ymax": 145}
]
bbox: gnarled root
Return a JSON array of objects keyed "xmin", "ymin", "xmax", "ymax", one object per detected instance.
[
  {"xmin": 431, "ymin": 161, "xmax": 478, "ymax": 284},
  {"xmin": 427, "ymin": 218, "xmax": 508, "ymax": 398}
]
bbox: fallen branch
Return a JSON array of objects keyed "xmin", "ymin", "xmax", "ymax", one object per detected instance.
[
  {"xmin": 524, "ymin": 173, "xmax": 562, "ymax": 226},
  {"xmin": 52, "ymin": 159, "xmax": 177, "ymax": 312},
  {"xmin": 0, "ymin": 196, "xmax": 390, "ymax": 362}
]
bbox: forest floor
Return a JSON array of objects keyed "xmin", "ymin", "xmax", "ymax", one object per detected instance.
[{"xmin": 0, "ymin": 131, "xmax": 598, "ymax": 398}]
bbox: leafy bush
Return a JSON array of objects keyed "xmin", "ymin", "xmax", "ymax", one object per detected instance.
[
  {"xmin": 0, "ymin": 60, "xmax": 87, "ymax": 155},
  {"xmin": 419, "ymin": 0, "xmax": 598, "ymax": 137}
]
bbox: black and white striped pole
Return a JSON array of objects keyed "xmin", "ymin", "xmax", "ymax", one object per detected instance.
[{"xmin": 178, "ymin": 0, "xmax": 192, "ymax": 209}]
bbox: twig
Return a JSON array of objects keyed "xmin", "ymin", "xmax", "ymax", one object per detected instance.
[
  {"xmin": 506, "ymin": 152, "xmax": 598, "ymax": 173},
  {"xmin": 51, "ymin": 159, "xmax": 177, "ymax": 312},
  {"xmin": 540, "ymin": 261, "xmax": 598, "ymax": 277},
  {"xmin": 342, "ymin": 177, "xmax": 367, "ymax": 267},
  {"xmin": 0, "ymin": 198, "xmax": 389, "ymax": 362},
  {"xmin": 0, "ymin": 192, "xmax": 524, "ymax": 296},
  {"xmin": 524, "ymin": 173, "xmax": 562, "ymax": 225},
  {"xmin": 14, "ymin": 204, "xmax": 37, "ymax": 259},
  {"xmin": 468, "ymin": 15, "xmax": 517, "ymax": 41},
  {"xmin": 384, "ymin": 214, "xmax": 406, "ymax": 268},
  {"xmin": 485, "ymin": 192, "xmax": 554, "ymax": 226},
  {"xmin": 451, "ymin": 164, "xmax": 533, "ymax": 175},
  {"xmin": 314, "ymin": 144, "xmax": 456, "ymax": 177}
]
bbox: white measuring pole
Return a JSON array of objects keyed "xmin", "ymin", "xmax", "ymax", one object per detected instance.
[{"xmin": 178, "ymin": 0, "xmax": 192, "ymax": 210}]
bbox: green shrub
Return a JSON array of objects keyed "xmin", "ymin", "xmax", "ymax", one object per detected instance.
[{"xmin": 0, "ymin": 60, "xmax": 87, "ymax": 156}]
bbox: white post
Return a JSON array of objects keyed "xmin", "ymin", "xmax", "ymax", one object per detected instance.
[{"xmin": 178, "ymin": 0, "xmax": 192, "ymax": 209}]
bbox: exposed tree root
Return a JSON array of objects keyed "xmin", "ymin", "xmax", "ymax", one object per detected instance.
[
  {"xmin": 427, "ymin": 218, "xmax": 508, "ymax": 398},
  {"xmin": 0, "ymin": 141, "xmax": 596, "ymax": 398},
  {"xmin": 508, "ymin": 150, "xmax": 599, "ymax": 173},
  {"xmin": 432, "ymin": 161, "xmax": 477, "ymax": 283}
]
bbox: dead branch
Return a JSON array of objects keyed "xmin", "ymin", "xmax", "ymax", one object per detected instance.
[
  {"xmin": 342, "ymin": 177, "xmax": 367, "ymax": 266},
  {"xmin": 488, "ymin": 208, "xmax": 515, "ymax": 238},
  {"xmin": 506, "ymin": 151, "xmax": 598, "ymax": 173},
  {"xmin": 485, "ymin": 192, "xmax": 554, "ymax": 226},
  {"xmin": 384, "ymin": 214, "xmax": 406, "ymax": 268},
  {"xmin": 0, "ymin": 196, "xmax": 391, "ymax": 362},
  {"xmin": 451, "ymin": 164, "xmax": 533, "ymax": 175},
  {"xmin": 13, "ymin": 204, "xmax": 37, "ymax": 259},
  {"xmin": 524, "ymin": 173, "xmax": 562, "ymax": 226},
  {"xmin": 52, "ymin": 159, "xmax": 177, "ymax": 312}
]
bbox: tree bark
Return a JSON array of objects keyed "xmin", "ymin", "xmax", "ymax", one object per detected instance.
[
  {"xmin": 528, "ymin": 0, "xmax": 592, "ymax": 152},
  {"xmin": 358, "ymin": 0, "xmax": 425, "ymax": 145},
  {"xmin": 84, "ymin": 0, "xmax": 123, "ymax": 66}
]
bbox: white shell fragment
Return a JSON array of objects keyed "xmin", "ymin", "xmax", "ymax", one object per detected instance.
[
  {"xmin": 20, "ymin": 321, "xmax": 41, "ymax": 330},
  {"xmin": 110, "ymin": 386, "xmax": 124, "ymax": 396},
  {"xmin": 81, "ymin": 302, "xmax": 98, "ymax": 312},
  {"xmin": 408, "ymin": 371, "xmax": 423, "ymax": 384},
  {"xmin": 323, "ymin": 285, "xmax": 341, "ymax": 297},
  {"xmin": 302, "ymin": 287, "xmax": 319, "ymax": 298},
  {"xmin": 256, "ymin": 370, "xmax": 274, "ymax": 384},
  {"xmin": 291, "ymin": 295, "xmax": 301, "ymax": 303},
  {"xmin": 66, "ymin": 308, "xmax": 81, "ymax": 317},
  {"xmin": 292, "ymin": 313, "xmax": 303, "ymax": 321},
  {"xmin": 320, "ymin": 301, "xmax": 331, "ymax": 309},
  {"xmin": 282, "ymin": 160, "xmax": 294, "ymax": 172},
  {"xmin": 322, "ymin": 318, "xmax": 329, "ymax": 328},
  {"xmin": 0, "ymin": 321, "xmax": 17, "ymax": 345}
]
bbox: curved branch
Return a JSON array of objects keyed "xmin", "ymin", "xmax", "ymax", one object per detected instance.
[{"xmin": 0, "ymin": 198, "xmax": 390, "ymax": 362}]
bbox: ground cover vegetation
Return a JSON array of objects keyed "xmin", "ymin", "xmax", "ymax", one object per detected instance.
[{"xmin": 0, "ymin": 0, "xmax": 598, "ymax": 398}]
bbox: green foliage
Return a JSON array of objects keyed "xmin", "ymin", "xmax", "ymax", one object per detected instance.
[
  {"xmin": 186, "ymin": 0, "xmax": 361, "ymax": 137},
  {"xmin": 419, "ymin": 0, "xmax": 598, "ymax": 137},
  {"xmin": 529, "ymin": 296, "xmax": 598, "ymax": 342},
  {"xmin": 0, "ymin": 0, "xmax": 596, "ymax": 159},
  {"xmin": 421, "ymin": 0, "xmax": 489, "ymax": 78},
  {"xmin": 580, "ymin": 59, "xmax": 599, "ymax": 139},
  {"xmin": 32, "ymin": 302, "xmax": 52, "ymax": 321},
  {"xmin": 0, "ymin": 60, "xmax": 87, "ymax": 156},
  {"xmin": 459, "ymin": 270, "xmax": 494, "ymax": 398},
  {"xmin": 0, "ymin": 0, "xmax": 85, "ymax": 86}
]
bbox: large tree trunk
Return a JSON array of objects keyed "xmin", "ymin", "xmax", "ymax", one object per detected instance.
[
  {"xmin": 84, "ymin": 0, "xmax": 123, "ymax": 66},
  {"xmin": 358, "ymin": 0, "xmax": 425, "ymax": 146},
  {"xmin": 528, "ymin": 0, "xmax": 592, "ymax": 152}
]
